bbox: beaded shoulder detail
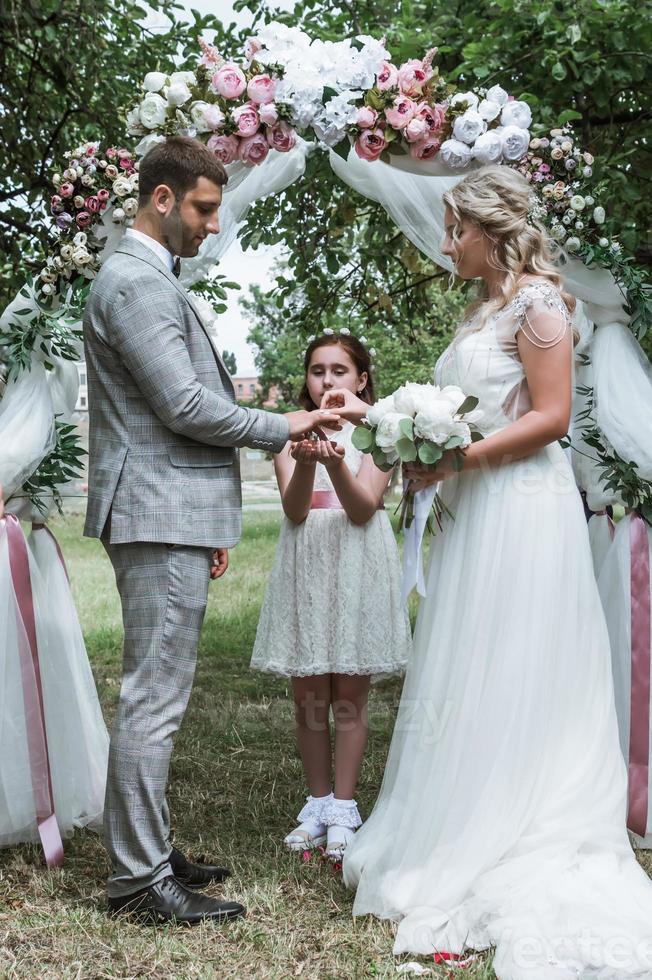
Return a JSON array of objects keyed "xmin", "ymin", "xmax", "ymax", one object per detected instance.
[{"xmin": 504, "ymin": 280, "xmax": 570, "ymax": 326}]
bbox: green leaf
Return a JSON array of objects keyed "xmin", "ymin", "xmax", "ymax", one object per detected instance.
[
  {"xmin": 326, "ymin": 252, "xmax": 340, "ymax": 275},
  {"xmin": 396, "ymin": 437, "xmax": 418, "ymax": 462},
  {"xmin": 456, "ymin": 395, "xmax": 479, "ymax": 415},
  {"xmin": 556, "ymin": 109, "xmax": 583, "ymax": 126},
  {"xmin": 372, "ymin": 447, "xmax": 394, "ymax": 471},
  {"xmin": 399, "ymin": 417, "xmax": 414, "ymax": 440},
  {"xmin": 351, "ymin": 425, "xmax": 375, "ymax": 452},
  {"xmin": 444, "ymin": 435, "xmax": 465, "ymax": 450},
  {"xmin": 452, "ymin": 451, "xmax": 466, "ymax": 471},
  {"xmin": 551, "ymin": 62, "xmax": 567, "ymax": 81},
  {"xmin": 332, "ymin": 137, "xmax": 351, "ymax": 161},
  {"xmin": 418, "ymin": 442, "xmax": 443, "ymax": 465}
]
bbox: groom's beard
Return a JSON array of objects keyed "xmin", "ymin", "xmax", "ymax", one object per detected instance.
[{"xmin": 161, "ymin": 204, "xmax": 199, "ymax": 258}]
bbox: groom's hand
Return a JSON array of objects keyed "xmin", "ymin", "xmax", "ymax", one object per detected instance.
[
  {"xmin": 285, "ymin": 409, "xmax": 342, "ymax": 442},
  {"xmin": 210, "ymin": 548, "xmax": 229, "ymax": 580}
]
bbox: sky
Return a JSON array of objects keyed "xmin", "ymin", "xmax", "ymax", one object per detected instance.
[{"xmin": 143, "ymin": 0, "xmax": 299, "ymax": 375}]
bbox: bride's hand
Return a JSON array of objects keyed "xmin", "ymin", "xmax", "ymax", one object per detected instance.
[
  {"xmin": 403, "ymin": 453, "xmax": 460, "ymax": 491},
  {"xmin": 320, "ymin": 388, "xmax": 368, "ymax": 424}
]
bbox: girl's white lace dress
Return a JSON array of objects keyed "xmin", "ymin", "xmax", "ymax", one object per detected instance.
[
  {"xmin": 344, "ymin": 282, "xmax": 652, "ymax": 978},
  {"xmin": 251, "ymin": 422, "xmax": 411, "ymax": 678}
]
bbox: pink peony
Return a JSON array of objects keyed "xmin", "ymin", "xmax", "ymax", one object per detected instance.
[
  {"xmin": 211, "ymin": 63, "xmax": 247, "ymax": 99},
  {"xmin": 397, "ymin": 59, "xmax": 432, "ymax": 97},
  {"xmin": 247, "ymin": 73, "xmax": 276, "ymax": 105},
  {"xmin": 356, "ymin": 106, "xmax": 378, "ymax": 129},
  {"xmin": 238, "ymin": 132, "xmax": 269, "ymax": 166},
  {"xmin": 405, "ymin": 117, "xmax": 428, "ymax": 143},
  {"xmin": 232, "ymin": 102, "xmax": 260, "ymax": 137},
  {"xmin": 76, "ymin": 211, "xmax": 92, "ymax": 228},
  {"xmin": 59, "ymin": 182, "xmax": 75, "ymax": 198},
  {"xmin": 354, "ymin": 128, "xmax": 387, "ymax": 162},
  {"xmin": 409, "ymin": 136, "xmax": 442, "ymax": 161},
  {"xmin": 119, "ymin": 157, "xmax": 132, "ymax": 170},
  {"xmin": 385, "ymin": 96, "xmax": 417, "ymax": 129},
  {"xmin": 244, "ymin": 37, "xmax": 262, "ymax": 62},
  {"xmin": 266, "ymin": 122, "xmax": 296, "ymax": 153},
  {"xmin": 97, "ymin": 188, "xmax": 110, "ymax": 202},
  {"xmin": 258, "ymin": 102, "xmax": 279, "ymax": 126},
  {"xmin": 207, "ymin": 133, "xmax": 240, "ymax": 165},
  {"xmin": 84, "ymin": 196, "xmax": 101, "ymax": 213},
  {"xmin": 376, "ymin": 62, "xmax": 399, "ymax": 91},
  {"xmin": 416, "ymin": 101, "xmax": 447, "ymax": 134},
  {"xmin": 106, "ymin": 148, "xmax": 117, "ymax": 159}
]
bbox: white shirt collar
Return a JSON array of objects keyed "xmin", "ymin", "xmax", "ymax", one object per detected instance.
[{"xmin": 125, "ymin": 228, "xmax": 175, "ymax": 273}]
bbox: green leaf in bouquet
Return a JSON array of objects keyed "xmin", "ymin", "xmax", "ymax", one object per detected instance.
[
  {"xmin": 372, "ymin": 447, "xmax": 395, "ymax": 471},
  {"xmin": 444, "ymin": 435, "xmax": 465, "ymax": 450},
  {"xmin": 352, "ymin": 424, "xmax": 375, "ymax": 452},
  {"xmin": 470, "ymin": 430, "xmax": 484, "ymax": 443},
  {"xmin": 452, "ymin": 450, "xmax": 466, "ymax": 471},
  {"xmin": 399, "ymin": 417, "xmax": 414, "ymax": 440},
  {"xmin": 397, "ymin": 437, "xmax": 418, "ymax": 462},
  {"xmin": 418, "ymin": 442, "xmax": 443, "ymax": 465},
  {"xmin": 456, "ymin": 395, "xmax": 479, "ymax": 415}
]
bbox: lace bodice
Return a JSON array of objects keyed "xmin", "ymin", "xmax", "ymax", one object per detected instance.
[
  {"xmin": 313, "ymin": 422, "xmax": 363, "ymax": 490},
  {"xmin": 434, "ymin": 281, "xmax": 571, "ymax": 436}
]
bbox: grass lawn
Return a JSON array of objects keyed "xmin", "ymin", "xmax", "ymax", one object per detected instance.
[{"xmin": 2, "ymin": 513, "xmax": 649, "ymax": 979}]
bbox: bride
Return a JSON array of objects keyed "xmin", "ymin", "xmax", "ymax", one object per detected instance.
[{"xmin": 324, "ymin": 166, "xmax": 652, "ymax": 978}]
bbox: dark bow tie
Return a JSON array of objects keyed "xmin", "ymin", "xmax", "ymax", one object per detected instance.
[{"xmin": 172, "ymin": 256, "xmax": 181, "ymax": 278}]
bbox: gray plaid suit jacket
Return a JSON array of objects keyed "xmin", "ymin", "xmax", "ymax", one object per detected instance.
[{"xmin": 83, "ymin": 235, "xmax": 289, "ymax": 547}]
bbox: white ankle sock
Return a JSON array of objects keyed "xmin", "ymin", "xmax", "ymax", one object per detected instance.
[{"xmin": 285, "ymin": 791, "xmax": 332, "ymax": 842}]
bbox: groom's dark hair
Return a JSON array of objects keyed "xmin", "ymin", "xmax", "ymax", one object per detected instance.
[{"xmin": 138, "ymin": 136, "xmax": 228, "ymax": 204}]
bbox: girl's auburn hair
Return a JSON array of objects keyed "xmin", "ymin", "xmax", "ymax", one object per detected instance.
[{"xmin": 298, "ymin": 335, "xmax": 376, "ymax": 410}]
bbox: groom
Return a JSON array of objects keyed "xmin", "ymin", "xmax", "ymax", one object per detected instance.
[{"xmin": 83, "ymin": 136, "xmax": 337, "ymax": 925}]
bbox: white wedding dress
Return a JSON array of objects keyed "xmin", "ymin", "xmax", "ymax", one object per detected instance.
[{"xmin": 344, "ymin": 281, "xmax": 652, "ymax": 978}]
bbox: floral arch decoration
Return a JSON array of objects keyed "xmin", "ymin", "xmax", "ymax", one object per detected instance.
[{"xmin": 0, "ymin": 20, "xmax": 650, "ymax": 526}]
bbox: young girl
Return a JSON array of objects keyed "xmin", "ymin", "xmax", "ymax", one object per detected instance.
[{"xmin": 251, "ymin": 333, "xmax": 411, "ymax": 861}]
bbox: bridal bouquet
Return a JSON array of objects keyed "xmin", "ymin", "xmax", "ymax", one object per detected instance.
[{"xmin": 352, "ymin": 382, "xmax": 483, "ymax": 530}]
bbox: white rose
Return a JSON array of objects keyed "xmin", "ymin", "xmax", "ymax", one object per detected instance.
[
  {"xmin": 438, "ymin": 385, "xmax": 467, "ymax": 413},
  {"xmin": 593, "ymin": 206, "xmax": 605, "ymax": 224},
  {"xmin": 112, "ymin": 207, "xmax": 126, "ymax": 222},
  {"xmin": 439, "ymin": 138, "xmax": 473, "ymax": 171},
  {"xmin": 139, "ymin": 92, "xmax": 168, "ymax": 130},
  {"xmin": 500, "ymin": 125, "xmax": 530, "ymax": 161},
  {"xmin": 143, "ymin": 71, "xmax": 167, "ymax": 93},
  {"xmin": 112, "ymin": 177, "xmax": 133, "ymax": 197},
  {"xmin": 126, "ymin": 107, "xmax": 145, "ymax": 135},
  {"xmin": 478, "ymin": 99, "xmax": 501, "ymax": 122},
  {"xmin": 450, "ymin": 91, "xmax": 479, "ymax": 111},
  {"xmin": 565, "ymin": 236, "xmax": 581, "ymax": 253},
  {"xmin": 393, "ymin": 382, "xmax": 437, "ymax": 416},
  {"xmin": 413, "ymin": 405, "xmax": 455, "ymax": 444},
  {"xmin": 376, "ymin": 412, "xmax": 411, "ymax": 451},
  {"xmin": 552, "ymin": 224, "xmax": 567, "ymax": 240},
  {"xmin": 485, "ymin": 85, "xmax": 509, "ymax": 106},
  {"xmin": 74, "ymin": 195, "xmax": 85, "ymax": 208},
  {"xmin": 190, "ymin": 101, "xmax": 224, "ymax": 133},
  {"xmin": 166, "ymin": 80, "xmax": 192, "ymax": 107},
  {"xmin": 598, "ymin": 237, "xmax": 609, "ymax": 247},
  {"xmin": 500, "ymin": 100, "xmax": 532, "ymax": 130},
  {"xmin": 122, "ymin": 197, "xmax": 138, "ymax": 218},
  {"xmin": 570, "ymin": 195, "xmax": 585, "ymax": 211},
  {"xmin": 60, "ymin": 244, "xmax": 73, "ymax": 261},
  {"xmin": 80, "ymin": 174, "xmax": 93, "ymax": 186},
  {"xmin": 472, "ymin": 130, "xmax": 503, "ymax": 165},
  {"xmin": 72, "ymin": 248, "xmax": 92, "ymax": 266},
  {"xmin": 453, "ymin": 110, "xmax": 486, "ymax": 145},
  {"xmin": 73, "ymin": 232, "xmax": 87, "ymax": 246},
  {"xmin": 52, "ymin": 173, "xmax": 61, "ymax": 185},
  {"xmin": 192, "ymin": 297, "xmax": 218, "ymax": 328},
  {"xmin": 170, "ymin": 70, "xmax": 196, "ymax": 87},
  {"xmin": 366, "ymin": 394, "xmax": 397, "ymax": 427}
]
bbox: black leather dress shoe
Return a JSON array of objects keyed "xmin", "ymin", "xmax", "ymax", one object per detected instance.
[
  {"xmin": 169, "ymin": 846, "xmax": 231, "ymax": 889},
  {"xmin": 107, "ymin": 875, "xmax": 245, "ymax": 925}
]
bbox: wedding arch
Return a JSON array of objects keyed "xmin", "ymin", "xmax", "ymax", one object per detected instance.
[{"xmin": 1, "ymin": 21, "xmax": 651, "ymax": 864}]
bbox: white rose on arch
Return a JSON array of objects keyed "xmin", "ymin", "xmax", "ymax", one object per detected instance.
[
  {"xmin": 166, "ymin": 80, "xmax": 192, "ymax": 107},
  {"xmin": 478, "ymin": 99, "xmax": 502, "ymax": 122},
  {"xmin": 500, "ymin": 100, "xmax": 532, "ymax": 130},
  {"xmin": 139, "ymin": 92, "xmax": 168, "ymax": 129},
  {"xmin": 485, "ymin": 85, "xmax": 509, "ymax": 106},
  {"xmin": 189, "ymin": 101, "xmax": 222, "ymax": 133},
  {"xmin": 472, "ymin": 130, "xmax": 503, "ymax": 165},
  {"xmin": 143, "ymin": 71, "xmax": 167, "ymax": 93},
  {"xmin": 439, "ymin": 138, "xmax": 473, "ymax": 170},
  {"xmin": 450, "ymin": 91, "xmax": 479, "ymax": 111},
  {"xmin": 500, "ymin": 125, "xmax": 530, "ymax": 161},
  {"xmin": 453, "ymin": 110, "xmax": 486, "ymax": 145},
  {"xmin": 375, "ymin": 411, "xmax": 412, "ymax": 451},
  {"xmin": 366, "ymin": 394, "xmax": 397, "ymax": 427},
  {"xmin": 126, "ymin": 107, "xmax": 145, "ymax": 135}
]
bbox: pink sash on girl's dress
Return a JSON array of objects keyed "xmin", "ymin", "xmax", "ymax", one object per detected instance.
[{"xmin": 3, "ymin": 515, "xmax": 64, "ymax": 867}]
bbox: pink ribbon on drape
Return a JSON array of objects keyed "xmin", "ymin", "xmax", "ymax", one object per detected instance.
[
  {"xmin": 3, "ymin": 515, "xmax": 64, "ymax": 867},
  {"xmin": 627, "ymin": 512, "xmax": 651, "ymax": 838}
]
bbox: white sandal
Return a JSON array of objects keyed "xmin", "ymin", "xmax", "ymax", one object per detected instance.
[
  {"xmin": 323, "ymin": 798, "xmax": 362, "ymax": 862},
  {"xmin": 284, "ymin": 792, "xmax": 332, "ymax": 851}
]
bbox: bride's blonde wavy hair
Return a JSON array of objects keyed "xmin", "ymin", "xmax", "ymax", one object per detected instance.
[{"xmin": 442, "ymin": 165, "xmax": 576, "ymax": 332}]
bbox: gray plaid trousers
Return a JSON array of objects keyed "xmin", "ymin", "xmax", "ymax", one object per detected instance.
[{"xmin": 102, "ymin": 540, "xmax": 212, "ymax": 897}]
